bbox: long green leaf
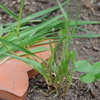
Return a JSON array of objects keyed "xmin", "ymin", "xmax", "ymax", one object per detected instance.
[
  {"xmin": 0, "ymin": 23, "xmax": 4, "ymax": 37},
  {"xmin": 0, "ymin": 3, "xmax": 18, "ymax": 20},
  {"xmin": 18, "ymin": 46, "xmax": 49, "ymax": 56},
  {"xmin": 0, "ymin": 38, "xmax": 35, "ymax": 55},
  {"xmin": 57, "ymin": 0, "xmax": 67, "ymax": 19},
  {"xmin": 3, "ymin": 1, "xmax": 67, "ymax": 31}
]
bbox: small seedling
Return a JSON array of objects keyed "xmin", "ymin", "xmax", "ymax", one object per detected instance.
[{"xmin": 74, "ymin": 59, "xmax": 100, "ymax": 83}]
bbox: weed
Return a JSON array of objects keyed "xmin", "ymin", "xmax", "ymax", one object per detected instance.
[
  {"xmin": 74, "ymin": 59, "xmax": 100, "ymax": 83},
  {"xmin": 0, "ymin": 0, "xmax": 100, "ymax": 97}
]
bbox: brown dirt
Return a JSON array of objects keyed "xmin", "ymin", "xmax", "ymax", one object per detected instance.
[{"xmin": 0, "ymin": 0, "xmax": 100, "ymax": 100}]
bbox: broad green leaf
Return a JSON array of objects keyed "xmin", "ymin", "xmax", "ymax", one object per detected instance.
[
  {"xmin": 92, "ymin": 62, "xmax": 100, "ymax": 75},
  {"xmin": 95, "ymin": 73, "xmax": 100, "ymax": 81},
  {"xmin": 74, "ymin": 60, "xmax": 92, "ymax": 73},
  {"xmin": 82, "ymin": 73, "xmax": 95, "ymax": 83}
]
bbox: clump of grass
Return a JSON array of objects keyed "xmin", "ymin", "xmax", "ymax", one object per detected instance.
[{"xmin": 0, "ymin": 0, "xmax": 100, "ymax": 97}]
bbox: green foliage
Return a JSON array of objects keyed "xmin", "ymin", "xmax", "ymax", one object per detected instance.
[
  {"xmin": 0, "ymin": 1, "xmax": 67, "ymax": 60},
  {"xmin": 75, "ymin": 61, "xmax": 100, "ymax": 83},
  {"xmin": 0, "ymin": 23, "xmax": 4, "ymax": 37},
  {"xmin": 0, "ymin": 3, "xmax": 18, "ymax": 20},
  {"xmin": 0, "ymin": 0, "xmax": 100, "ymax": 97}
]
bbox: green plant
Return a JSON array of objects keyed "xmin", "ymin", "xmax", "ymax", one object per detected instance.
[
  {"xmin": 0, "ymin": 0, "xmax": 67, "ymax": 61},
  {"xmin": 0, "ymin": 0, "xmax": 100, "ymax": 61},
  {"xmin": 74, "ymin": 60, "xmax": 100, "ymax": 83},
  {"xmin": 0, "ymin": 0, "xmax": 100, "ymax": 97}
]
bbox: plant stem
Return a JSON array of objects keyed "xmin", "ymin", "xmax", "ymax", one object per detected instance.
[
  {"xmin": 2, "ymin": 43, "xmax": 18, "ymax": 56},
  {"xmin": 68, "ymin": 0, "xmax": 82, "ymax": 46},
  {"xmin": 16, "ymin": 0, "xmax": 25, "ymax": 47}
]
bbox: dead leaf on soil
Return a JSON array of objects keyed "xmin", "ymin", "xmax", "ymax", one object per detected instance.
[
  {"xmin": 83, "ymin": 0, "xmax": 92, "ymax": 8},
  {"xmin": 83, "ymin": 0, "xmax": 95, "ymax": 14},
  {"xmin": 92, "ymin": 45, "xmax": 99, "ymax": 51}
]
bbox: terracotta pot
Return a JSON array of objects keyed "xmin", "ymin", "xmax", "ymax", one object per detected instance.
[{"xmin": 0, "ymin": 39, "xmax": 55, "ymax": 100}]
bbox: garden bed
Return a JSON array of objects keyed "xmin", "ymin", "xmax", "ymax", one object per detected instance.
[{"xmin": 0, "ymin": 0, "xmax": 100, "ymax": 100}]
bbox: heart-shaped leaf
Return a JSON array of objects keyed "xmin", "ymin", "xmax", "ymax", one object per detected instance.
[
  {"xmin": 92, "ymin": 62, "xmax": 100, "ymax": 75},
  {"xmin": 82, "ymin": 73, "xmax": 95, "ymax": 83},
  {"xmin": 74, "ymin": 60, "xmax": 92, "ymax": 73}
]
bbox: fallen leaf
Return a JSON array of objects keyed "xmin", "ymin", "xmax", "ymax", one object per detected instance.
[
  {"xmin": 83, "ymin": 0, "xmax": 92, "ymax": 8},
  {"xmin": 83, "ymin": 0, "xmax": 95, "ymax": 13}
]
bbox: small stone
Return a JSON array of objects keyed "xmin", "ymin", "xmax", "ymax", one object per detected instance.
[
  {"xmin": 17, "ymin": 0, "xmax": 21, "ymax": 3},
  {"xmin": 75, "ymin": 40, "xmax": 79, "ymax": 45},
  {"xmin": 12, "ymin": 1, "xmax": 16, "ymax": 4}
]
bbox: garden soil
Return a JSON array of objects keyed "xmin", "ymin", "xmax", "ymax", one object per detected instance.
[{"xmin": 0, "ymin": 0, "xmax": 100, "ymax": 100}]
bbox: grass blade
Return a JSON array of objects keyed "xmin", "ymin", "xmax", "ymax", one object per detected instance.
[
  {"xmin": 0, "ymin": 3, "xmax": 18, "ymax": 20},
  {"xmin": 0, "ymin": 38, "xmax": 35, "ymax": 55},
  {"xmin": 0, "ymin": 51, "xmax": 49, "ymax": 79},
  {"xmin": 0, "ymin": 23, "xmax": 4, "ymax": 37},
  {"xmin": 3, "ymin": 1, "xmax": 67, "ymax": 30}
]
